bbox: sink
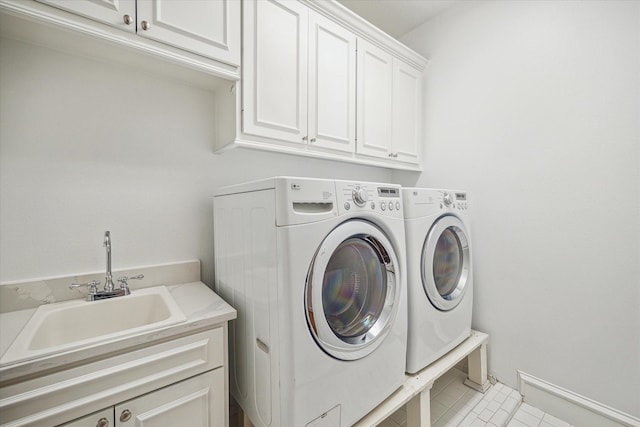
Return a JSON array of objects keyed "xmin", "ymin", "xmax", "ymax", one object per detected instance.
[{"xmin": 1, "ymin": 286, "xmax": 186, "ymax": 365}]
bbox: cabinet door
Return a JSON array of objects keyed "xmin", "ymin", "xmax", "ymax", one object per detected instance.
[
  {"xmin": 242, "ymin": 0, "xmax": 308, "ymax": 145},
  {"xmin": 308, "ymin": 11, "xmax": 356, "ymax": 153},
  {"xmin": 36, "ymin": 0, "xmax": 136, "ymax": 31},
  {"xmin": 57, "ymin": 408, "xmax": 114, "ymax": 427},
  {"xmin": 115, "ymin": 369, "xmax": 225, "ymax": 427},
  {"xmin": 136, "ymin": 0, "xmax": 240, "ymax": 65},
  {"xmin": 356, "ymin": 38, "xmax": 393, "ymax": 159},
  {"xmin": 392, "ymin": 59, "xmax": 422, "ymax": 164}
]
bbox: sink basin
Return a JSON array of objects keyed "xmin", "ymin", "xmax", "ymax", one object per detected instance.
[{"xmin": 1, "ymin": 286, "xmax": 186, "ymax": 365}]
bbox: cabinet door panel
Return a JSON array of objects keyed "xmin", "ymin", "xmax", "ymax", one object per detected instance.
[
  {"xmin": 393, "ymin": 59, "xmax": 422, "ymax": 164},
  {"xmin": 243, "ymin": 0, "xmax": 308, "ymax": 144},
  {"xmin": 57, "ymin": 408, "xmax": 114, "ymax": 427},
  {"xmin": 115, "ymin": 369, "xmax": 225, "ymax": 427},
  {"xmin": 308, "ymin": 11, "xmax": 356, "ymax": 153},
  {"xmin": 136, "ymin": 0, "xmax": 240, "ymax": 65},
  {"xmin": 356, "ymin": 39, "xmax": 393, "ymax": 159},
  {"xmin": 36, "ymin": 0, "xmax": 136, "ymax": 31}
]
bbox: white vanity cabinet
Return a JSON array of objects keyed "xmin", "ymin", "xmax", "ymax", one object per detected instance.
[
  {"xmin": 60, "ymin": 369, "xmax": 224, "ymax": 427},
  {"xmin": 59, "ymin": 408, "xmax": 114, "ymax": 427},
  {"xmin": 59, "ymin": 369, "xmax": 226, "ymax": 427},
  {"xmin": 36, "ymin": 0, "xmax": 240, "ymax": 66},
  {"xmin": 357, "ymin": 38, "xmax": 422, "ymax": 164},
  {"xmin": 1, "ymin": 327, "xmax": 230, "ymax": 427},
  {"xmin": 116, "ymin": 369, "xmax": 224, "ymax": 426},
  {"xmin": 242, "ymin": 0, "xmax": 356, "ymax": 153}
]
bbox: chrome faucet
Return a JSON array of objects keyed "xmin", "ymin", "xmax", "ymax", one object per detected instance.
[
  {"xmin": 70, "ymin": 231, "xmax": 144, "ymax": 301},
  {"xmin": 104, "ymin": 231, "xmax": 115, "ymax": 292}
]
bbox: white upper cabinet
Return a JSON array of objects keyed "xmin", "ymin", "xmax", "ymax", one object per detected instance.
[
  {"xmin": 35, "ymin": 0, "xmax": 240, "ymax": 66},
  {"xmin": 136, "ymin": 0, "xmax": 240, "ymax": 65},
  {"xmin": 37, "ymin": 0, "xmax": 136, "ymax": 31},
  {"xmin": 242, "ymin": 0, "xmax": 356, "ymax": 153},
  {"xmin": 242, "ymin": 0, "xmax": 309, "ymax": 144},
  {"xmin": 393, "ymin": 58, "xmax": 422, "ymax": 164},
  {"xmin": 308, "ymin": 11, "xmax": 356, "ymax": 153},
  {"xmin": 357, "ymin": 39, "xmax": 422, "ymax": 164},
  {"xmin": 216, "ymin": 0, "xmax": 427, "ymax": 170},
  {"xmin": 356, "ymin": 38, "xmax": 394, "ymax": 159}
]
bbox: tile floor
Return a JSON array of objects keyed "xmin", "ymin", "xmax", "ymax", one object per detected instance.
[
  {"xmin": 379, "ymin": 368, "xmax": 577, "ymax": 427},
  {"xmin": 507, "ymin": 403, "xmax": 575, "ymax": 427}
]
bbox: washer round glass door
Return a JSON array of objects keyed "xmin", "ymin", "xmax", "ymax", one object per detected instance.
[
  {"xmin": 421, "ymin": 215, "xmax": 471, "ymax": 311},
  {"xmin": 306, "ymin": 220, "xmax": 400, "ymax": 360}
]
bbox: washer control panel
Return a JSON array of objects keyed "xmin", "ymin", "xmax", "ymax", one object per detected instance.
[{"xmin": 337, "ymin": 181, "xmax": 402, "ymax": 217}]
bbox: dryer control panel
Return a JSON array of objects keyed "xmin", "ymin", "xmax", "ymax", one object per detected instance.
[
  {"xmin": 335, "ymin": 181, "xmax": 403, "ymax": 218},
  {"xmin": 402, "ymin": 188, "xmax": 469, "ymax": 218}
]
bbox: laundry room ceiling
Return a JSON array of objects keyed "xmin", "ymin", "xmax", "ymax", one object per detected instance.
[{"xmin": 337, "ymin": 0, "xmax": 461, "ymax": 39}]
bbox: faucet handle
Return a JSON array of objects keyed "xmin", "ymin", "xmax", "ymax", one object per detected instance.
[
  {"xmin": 69, "ymin": 280, "xmax": 100, "ymax": 294},
  {"xmin": 117, "ymin": 274, "xmax": 144, "ymax": 291}
]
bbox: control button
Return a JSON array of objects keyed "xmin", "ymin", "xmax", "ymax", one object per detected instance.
[
  {"xmin": 395, "ymin": 202, "xmax": 400, "ymax": 210},
  {"xmin": 371, "ymin": 202, "xmax": 376, "ymax": 210},
  {"xmin": 344, "ymin": 202, "xmax": 350, "ymax": 210},
  {"xmin": 388, "ymin": 201, "xmax": 394, "ymax": 211},
  {"xmin": 380, "ymin": 202, "xmax": 386, "ymax": 211}
]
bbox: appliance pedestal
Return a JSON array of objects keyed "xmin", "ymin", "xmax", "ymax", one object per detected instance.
[{"xmin": 355, "ymin": 330, "xmax": 490, "ymax": 427}]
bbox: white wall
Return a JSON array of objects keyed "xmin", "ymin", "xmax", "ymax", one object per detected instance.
[
  {"xmin": 0, "ymin": 37, "xmax": 393, "ymax": 286},
  {"xmin": 401, "ymin": 0, "xmax": 640, "ymax": 417},
  {"xmin": 2, "ymin": 0, "xmax": 639, "ymax": 419}
]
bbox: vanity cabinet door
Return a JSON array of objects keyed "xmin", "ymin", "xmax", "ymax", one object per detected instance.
[
  {"xmin": 36, "ymin": 0, "xmax": 136, "ymax": 31},
  {"xmin": 58, "ymin": 408, "xmax": 114, "ymax": 427},
  {"xmin": 136, "ymin": 0, "xmax": 240, "ymax": 65},
  {"xmin": 115, "ymin": 369, "xmax": 225, "ymax": 427}
]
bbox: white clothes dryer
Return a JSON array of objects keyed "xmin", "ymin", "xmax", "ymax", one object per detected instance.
[
  {"xmin": 214, "ymin": 177, "xmax": 407, "ymax": 427},
  {"xmin": 402, "ymin": 188, "xmax": 473, "ymax": 374}
]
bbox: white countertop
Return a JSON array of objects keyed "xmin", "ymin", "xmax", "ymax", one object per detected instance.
[{"xmin": 0, "ymin": 282, "xmax": 236, "ymax": 383}]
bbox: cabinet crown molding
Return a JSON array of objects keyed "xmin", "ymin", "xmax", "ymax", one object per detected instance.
[{"xmin": 301, "ymin": 0, "xmax": 429, "ymax": 71}]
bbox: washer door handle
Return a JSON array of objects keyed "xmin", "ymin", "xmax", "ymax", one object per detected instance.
[{"xmin": 256, "ymin": 337, "xmax": 269, "ymax": 353}]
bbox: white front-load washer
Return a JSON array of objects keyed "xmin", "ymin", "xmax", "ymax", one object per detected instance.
[
  {"xmin": 214, "ymin": 177, "xmax": 407, "ymax": 427},
  {"xmin": 402, "ymin": 188, "xmax": 473, "ymax": 374}
]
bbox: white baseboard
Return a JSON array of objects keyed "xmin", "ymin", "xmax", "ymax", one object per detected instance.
[{"xmin": 517, "ymin": 371, "xmax": 639, "ymax": 427}]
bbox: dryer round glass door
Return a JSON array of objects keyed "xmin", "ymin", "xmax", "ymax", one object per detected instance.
[
  {"xmin": 306, "ymin": 220, "xmax": 400, "ymax": 361},
  {"xmin": 421, "ymin": 215, "xmax": 471, "ymax": 311}
]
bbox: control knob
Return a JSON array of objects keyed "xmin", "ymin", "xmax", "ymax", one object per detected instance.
[
  {"xmin": 352, "ymin": 187, "xmax": 368, "ymax": 207},
  {"xmin": 442, "ymin": 192, "xmax": 453, "ymax": 207}
]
